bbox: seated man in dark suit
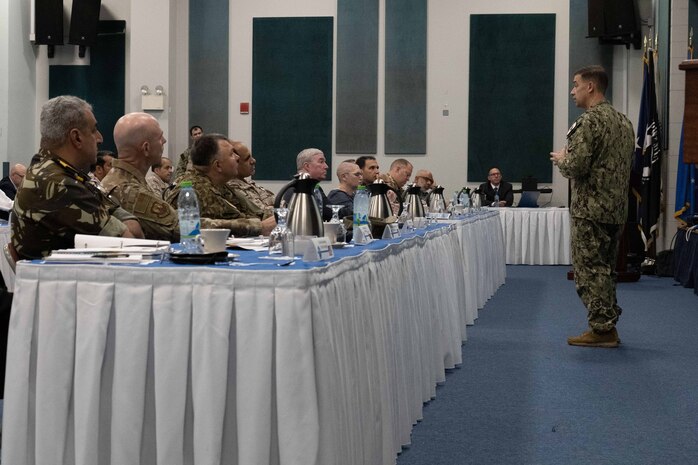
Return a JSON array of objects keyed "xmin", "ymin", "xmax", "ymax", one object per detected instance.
[
  {"xmin": 0, "ymin": 163, "xmax": 26, "ymax": 220},
  {"xmin": 478, "ymin": 167, "xmax": 514, "ymax": 207}
]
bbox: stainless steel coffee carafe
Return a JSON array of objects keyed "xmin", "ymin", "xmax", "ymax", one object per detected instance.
[
  {"xmin": 274, "ymin": 173, "xmax": 324, "ymax": 237},
  {"xmin": 470, "ymin": 188, "xmax": 482, "ymax": 209},
  {"xmin": 427, "ymin": 185, "xmax": 447, "ymax": 212},
  {"xmin": 404, "ymin": 184, "xmax": 425, "ymax": 218},
  {"xmin": 368, "ymin": 179, "xmax": 403, "ymax": 219}
]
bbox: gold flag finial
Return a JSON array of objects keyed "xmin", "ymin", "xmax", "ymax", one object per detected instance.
[{"xmin": 655, "ymin": 33, "xmax": 658, "ymax": 53}]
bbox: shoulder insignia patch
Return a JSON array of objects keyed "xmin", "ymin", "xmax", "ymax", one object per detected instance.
[{"xmin": 150, "ymin": 200, "xmax": 171, "ymax": 218}]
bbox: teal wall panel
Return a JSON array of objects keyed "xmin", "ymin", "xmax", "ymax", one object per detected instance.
[
  {"xmin": 467, "ymin": 14, "xmax": 555, "ymax": 184},
  {"xmin": 336, "ymin": 0, "xmax": 379, "ymax": 154},
  {"xmin": 189, "ymin": 0, "xmax": 229, "ymax": 134},
  {"xmin": 385, "ymin": 0, "xmax": 427, "ymax": 154},
  {"xmin": 252, "ymin": 17, "xmax": 333, "ymax": 180},
  {"xmin": 49, "ymin": 21, "xmax": 126, "ymax": 153}
]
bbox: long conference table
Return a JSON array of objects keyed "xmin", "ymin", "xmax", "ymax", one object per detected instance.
[
  {"xmin": 2, "ymin": 211, "xmax": 505, "ymax": 465},
  {"xmin": 491, "ymin": 207, "xmax": 571, "ymax": 265}
]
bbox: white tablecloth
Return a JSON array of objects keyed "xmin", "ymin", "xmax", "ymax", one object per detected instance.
[
  {"xmin": 493, "ymin": 207, "xmax": 571, "ymax": 265},
  {"xmin": 2, "ymin": 213, "xmax": 505, "ymax": 465}
]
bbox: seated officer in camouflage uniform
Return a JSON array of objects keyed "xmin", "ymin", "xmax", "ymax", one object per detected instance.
[
  {"xmin": 379, "ymin": 158, "xmax": 413, "ymax": 216},
  {"xmin": 102, "ymin": 112, "xmax": 180, "ymax": 242},
  {"xmin": 227, "ymin": 141, "xmax": 275, "ymax": 220},
  {"xmin": 12, "ymin": 95, "xmax": 143, "ymax": 260},
  {"xmin": 550, "ymin": 65, "xmax": 634, "ymax": 348},
  {"xmin": 165, "ymin": 134, "xmax": 276, "ymax": 236},
  {"xmin": 173, "ymin": 125, "xmax": 203, "ymax": 180},
  {"xmin": 146, "ymin": 157, "xmax": 174, "ymax": 197}
]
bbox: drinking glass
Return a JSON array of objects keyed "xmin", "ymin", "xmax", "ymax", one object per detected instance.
[
  {"xmin": 328, "ymin": 205, "xmax": 347, "ymax": 243},
  {"xmin": 399, "ymin": 201, "xmax": 413, "ymax": 232},
  {"xmin": 269, "ymin": 208, "xmax": 294, "ymax": 256}
]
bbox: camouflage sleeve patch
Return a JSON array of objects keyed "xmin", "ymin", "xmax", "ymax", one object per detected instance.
[{"xmin": 126, "ymin": 187, "xmax": 179, "ymax": 241}]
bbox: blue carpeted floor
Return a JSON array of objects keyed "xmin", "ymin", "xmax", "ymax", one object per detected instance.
[{"xmin": 397, "ymin": 265, "xmax": 698, "ymax": 465}]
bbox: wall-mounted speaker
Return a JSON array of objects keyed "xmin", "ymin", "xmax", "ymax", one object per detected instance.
[
  {"xmin": 34, "ymin": 0, "xmax": 64, "ymax": 46},
  {"xmin": 603, "ymin": 0, "xmax": 640, "ymax": 37},
  {"xmin": 587, "ymin": 0, "xmax": 641, "ymax": 49},
  {"xmin": 587, "ymin": 0, "xmax": 605, "ymax": 38},
  {"xmin": 68, "ymin": 0, "xmax": 102, "ymax": 57}
]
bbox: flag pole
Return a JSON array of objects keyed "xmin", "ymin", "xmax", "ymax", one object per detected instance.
[{"xmin": 690, "ymin": 27, "xmax": 696, "ymax": 221}]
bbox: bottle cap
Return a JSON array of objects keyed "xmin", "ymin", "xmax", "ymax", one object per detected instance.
[
  {"xmin": 357, "ymin": 185, "xmax": 366, "ymax": 190},
  {"xmin": 180, "ymin": 181, "xmax": 193, "ymax": 188}
]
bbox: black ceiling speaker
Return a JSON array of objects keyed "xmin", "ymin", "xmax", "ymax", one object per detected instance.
[
  {"xmin": 35, "ymin": 0, "xmax": 64, "ymax": 57},
  {"xmin": 587, "ymin": 0, "xmax": 641, "ymax": 49},
  {"xmin": 68, "ymin": 0, "xmax": 102, "ymax": 57}
]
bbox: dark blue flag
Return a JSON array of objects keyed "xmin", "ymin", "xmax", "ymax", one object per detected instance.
[
  {"xmin": 674, "ymin": 41, "xmax": 696, "ymax": 226},
  {"xmin": 632, "ymin": 49, "xmax": 662, "ymax": 253},
  {"xmin": 674, "ymin": 126, "xmax": 696, "ymax": 225}
]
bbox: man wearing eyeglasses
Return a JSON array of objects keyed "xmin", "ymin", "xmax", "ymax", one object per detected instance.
[
  {"xmin": 478, "ymin": 167, "xmax": 513, "ymax": 207},
  {"xmin": 413, "ymin": 169, "xmax": 435, "ymax": 202}
]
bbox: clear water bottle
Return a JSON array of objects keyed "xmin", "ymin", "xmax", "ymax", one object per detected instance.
[
  {"xmin": 353, "ymin": 185, "xmax": 370, "ymax": 228},
  {"xmin": 493, "ymin": 192, "xmax": 500, "ymax": 207},
  {"xmin": 178, "ymin": 181, "xmax": 204, "ymax": 253},
  {"xmin": 314, "ymin": 184, "xmax": 324, "ymax": 212}
]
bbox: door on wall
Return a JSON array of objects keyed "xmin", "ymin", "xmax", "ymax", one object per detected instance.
[{"xmin": 49, "ymin": 20, "xmax": 126, "ymax": 153}]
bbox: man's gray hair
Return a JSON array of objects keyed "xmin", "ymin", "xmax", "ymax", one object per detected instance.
[
  {"xmin": 296, "ymin": 148, "xmax": 323, "ymax": 170},
  {"xmin": 40, "ymin": 95, "xmax": 93, "ymax": 150},
  {"xmin": 389, "ymin": 158, "xmax": 411, "ymax": 171}
]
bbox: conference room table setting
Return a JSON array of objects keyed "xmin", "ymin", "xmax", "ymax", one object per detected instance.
[{"xmin": 2, "ymin": 211, "xmax": 505, "ymax": 465}]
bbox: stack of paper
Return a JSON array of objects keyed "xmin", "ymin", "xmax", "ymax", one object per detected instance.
[
  {"xmin": 74, "ymin": 234, "xmax": 170, "ymax": 249},
  {"xmin": 226, "ymin": 237, "xmax": 269, "ymax": 252}
]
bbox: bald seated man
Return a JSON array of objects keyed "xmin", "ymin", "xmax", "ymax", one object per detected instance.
[
  {"xmin": 102, "ymin": 112, "xmax": 180, "ymax": 241},
  {"xmin": 0, "ymin": 163, "xmax": 26, "ymax": 220},
  {"xmin": 227, "ymin": 141, "xmax": 275, "ymax": 220},
  {"xmin": 328, "ymin": 161, "xmax": 362, "ymax": 219}
]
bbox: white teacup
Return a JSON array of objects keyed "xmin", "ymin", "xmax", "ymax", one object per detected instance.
[{"xmin": 200, "ymin": 228, "xmax": 230, "ymax": 253}]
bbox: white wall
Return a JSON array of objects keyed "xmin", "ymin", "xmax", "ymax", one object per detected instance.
[
  {"xmin": 0, "ymin": 0, "xmax": 37, "ymax": 167},
  {"xmin": 128, "ymin": 0, "xmax": 172, "ymax": 146}
]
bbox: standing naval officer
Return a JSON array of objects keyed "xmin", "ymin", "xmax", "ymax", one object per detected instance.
[{"xmin": 550, "ymin": 65, "xmax": 635, "ymax": 348}]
